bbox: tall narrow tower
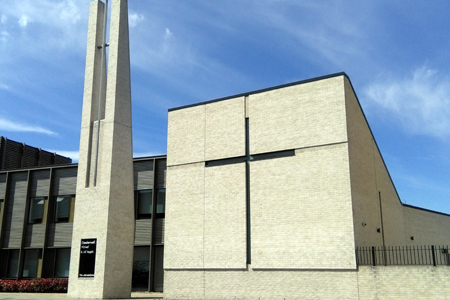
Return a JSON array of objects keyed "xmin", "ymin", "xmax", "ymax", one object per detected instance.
[{"xmin": 68, "ymin": 0, "xmax": 134, "ymax": 298}]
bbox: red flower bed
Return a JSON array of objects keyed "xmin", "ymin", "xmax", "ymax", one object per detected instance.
[{"xmin": 0, "ymin": 278, "xmax": 68, "ymax": 293}]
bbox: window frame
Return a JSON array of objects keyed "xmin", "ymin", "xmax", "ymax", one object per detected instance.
[
  {"xmin": 155, "ymin": 188, "xmax": 166, "ymax": 218},
  {"xmin": 53, "ymin": 195, "xmax": 75, "ymax": 223},
  {"xmin": 135, "ymin": 189, "xmax": 153, "ymax": 219},
  {"xmin": 28, "ymin": 196, "xmax": 47, "ymax": 224},
  {"xmin": 54, "ymin": 248, "xmax": 71, "ymax": 278},
  {"xmin": 132, "ymin": 246, "xmax": 150, "ymax": 288},
  {"xmin": 22, "ymin": 249, "xmax": 42, "ymax": 278},
  {"xmin": 6, "ymin": 249, "xmax": 20, "ymax": 279}
]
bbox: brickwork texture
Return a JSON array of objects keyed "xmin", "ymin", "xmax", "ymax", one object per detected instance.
[{"xmin": 165, "ymin": 73, "xmax": 450, "ymax": 299}]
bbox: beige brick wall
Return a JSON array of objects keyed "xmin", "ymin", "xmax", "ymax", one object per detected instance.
[
  {"xmin": 204, "ymin": 163, "xmax": 246, "ymax": 268},
  {"xmin": 164, "ymin": 270, "xmax": 205, "ymax": 299},
  {"xmin": 164, "ymin": 162, "xmax": 247, "ymax": 270},
  {"xmin": 164, "ymin": 162, "xmax": 205, "ymax": 269},
  {"xmin": 251, "ymin": 143, "xmax": 356, "ymax": 269},
  {"xmin": 166, "ymin": 74, "xmax": 450, "ymax": 299},
  {"xmin": 345, "ymin": 77, "xmax": 387, "ymax": 247},
  {"xmin": 403, "ymin": 207, "xmax": 450, "ymax": 245},
  {"xmin": 167, "ymin": 97, "xmax": 246, "ymax": 167},
  {"xmin": 358, "ymin": 266, "xmax": 450, "ymax": 300},
  {"xmin": 165, "ymin": 267, "xmax": 450, "ymax": 299},
  {"xmin": 205, "ymin": 97, "xmax": 245, "ymax": 161},
  {"xmin": 167, "ymin": 106, "xmax": 205, "ymax": 167},
  {"xmin": 166, "ymin": 96, "xmax": 249, "ymax": 272},
  {"xmin": 248, "ymin": 76, "xmax": 347, "ymax": 154},
  {"xmin": 164, "ymin": 269, "xmax": 359, "ymax": 299},
  {"xmin": 165, "ymin": 74, "xmax": 360, "ymax": 299},
  {"xmin": 373, "ymin": 149, "xmax": 408, "ymax": 246},
  {"xmin": 345, "ymin": 77, "xmax": 450, "ymax": 248}
]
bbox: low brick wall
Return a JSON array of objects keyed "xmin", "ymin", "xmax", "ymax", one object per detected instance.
[
  {"xmin": 164, "ymin": 269, "xmax": 359, "ymax": 299},
  {"xmin": 357, "ymin": 266, "xmax": 450, "ymax": 300},
  {"xmin": 164, "ymin": 266, "xmax": 450, "ymax": 299}
]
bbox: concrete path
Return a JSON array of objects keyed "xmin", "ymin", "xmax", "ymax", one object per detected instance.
[{"xmin": 0, "ymin": 292, "xmax": 163, "ymax": 300}]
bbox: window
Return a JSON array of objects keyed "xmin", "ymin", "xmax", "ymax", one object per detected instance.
[
  {"xmin": 136, "ymin": 189, "xmax": 152, "ymax": 219},
  {"xmin": 156, "ymin": 188, "xmax": 166, "ymax": 218},
  {"xmin": 23, "ymin": 249, "xmax": 41, "ymax": 278},
  {"xmin": 132, "ymin": 246, "xmax": 150, "ymax": 288},
  {"xmin": 153, "ymin": 246, "xmax": 164, "ymax": 292},
  {"xmin": 28, "ymin": 197, "xmax": 47, "ymax": 224},
  {"xmin": 54, "ymin": 248, "xmax": 71, "ymax": 278},
  {"xmin": 6, "ymin": 250, "xmax": 19, "ymax": 278},
  {"xmin": 54, "ymin": 195, "xmax": 75, "ymax": 223}
]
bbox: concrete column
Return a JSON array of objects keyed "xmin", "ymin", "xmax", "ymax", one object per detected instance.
[{"xmin": 68, "ymin": 0, "xmax": 134, "ymax": 298}]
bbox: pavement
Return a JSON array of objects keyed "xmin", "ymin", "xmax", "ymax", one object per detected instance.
[{"xmin": 0, "ymin": 292, "xmax": 163, "ymax": 300}]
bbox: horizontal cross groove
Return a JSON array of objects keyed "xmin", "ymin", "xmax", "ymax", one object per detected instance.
[
  {"xmin": 251, "ymin": 149, "xmax": 295, "ymax": 161},
  {"xmin": 205, "ymin": 156, "xmax": 246, "ymax": 167},
  {"xmin": 205, "ymin": 149, "xmax": 295, "ymax": 167}
]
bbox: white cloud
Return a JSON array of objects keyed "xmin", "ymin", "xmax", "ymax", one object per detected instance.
[
  {"xmin": 3, "ymin": 1, "xmax": 82, "ymax": 28},
  {"xmin": 129, "ymin": 11, "xmax": 144, "ymax": 28},
  {"xmin": 239, "ymin": 1, "xmax": 369, "ymax": 68},
  {"xmin": 365, "ymin": 66, "xmax": 450, "ymax": 139},
  {"xmin": 0, "ymin": 82, "xmax": 10, "ymax": 90},
  {"xmin": 58, "ymin": 1, "xmax": 81, "ymax": 25},
  {"xmin": 133, "ymin": 151, "xmax": 164, "ymax": 158},
  {"xmin": 1, "ymin": 14, "xmax": 7, "ymax": 24},
  {"xmin": 18, "ymin": 14, "xmax": 29, "ymax": 28},
  {"xmin": 0, "ymin": 0, "xmax": 87, "ymax": 51},
  {"xmin": 0, "ymin": 31, "xmax": 9, "ymax": 43},
  {"xmin": 0, "ymin": 117, "xmax": 57, "ymax": 136},
  {"xmin": 164, "ymin": 28, "xmax": 172, "ymax": 40}
]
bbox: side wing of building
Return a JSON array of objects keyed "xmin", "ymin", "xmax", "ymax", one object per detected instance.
[
  {"xmin": 0, "ymin": 157, "xmax": 166, "ymax": 292},
  {"xmin": 344, "ymin": 76, "xmax": 450, "ymax": 248}
]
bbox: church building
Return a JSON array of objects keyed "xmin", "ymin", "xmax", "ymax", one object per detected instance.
[
  {"xmin": 163, "ymin": 73, "xmax": 450, "ymax": 299},
  {"xmin": 0, "ymin": 0, "xmax": 449, "ymax": 299}
]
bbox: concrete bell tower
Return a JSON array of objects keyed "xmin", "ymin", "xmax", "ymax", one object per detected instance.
[{"xmin": 68, "ymin": 0, "xmax": 134, "ymax": 298}]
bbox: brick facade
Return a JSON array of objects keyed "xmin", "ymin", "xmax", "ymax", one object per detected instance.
[{"xmin": 165, "ymin": 73, "xmax": 450, "ymax": 299}]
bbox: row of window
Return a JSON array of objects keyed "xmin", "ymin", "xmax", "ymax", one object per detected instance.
[
  {"xmin": 24, "ymin": 188, "xmax": 166, "ymax": 225},
  {"xmin": 4, "ymin": 246, "xmax": 162, "ymax": 282},
  {"xmin": 4, "ymin": 248, "xmax": 70, "ymax": 279},
  {"xmin": 28, "ymin": 195, "xmax": 75, "ymax": 224},
  {"xmin": 132, "ymin": 245, "xmax": 164, "ymax": 291},
  {"xmin": 136, "ymin": 188, "xmax": 166, "ymax": 219}
]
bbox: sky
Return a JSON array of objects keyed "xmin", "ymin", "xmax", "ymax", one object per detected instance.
[{"xmin": 0, "ymin": 0, "xmax": 449, "ymax": 214}]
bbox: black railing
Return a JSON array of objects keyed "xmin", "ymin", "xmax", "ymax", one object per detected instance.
[{"xmin": 356, "ymin": 245, "xmax": 450, "ymax": 266}]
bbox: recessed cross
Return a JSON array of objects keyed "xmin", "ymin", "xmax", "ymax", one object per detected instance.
[{"xmin": 205, "ymin": 118, "xmax": 295, "ymax": 264}]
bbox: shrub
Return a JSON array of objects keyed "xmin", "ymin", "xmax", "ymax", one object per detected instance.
[{"xmin": 0, "ymin": 278, "xmax": 68, "ymax": 293}]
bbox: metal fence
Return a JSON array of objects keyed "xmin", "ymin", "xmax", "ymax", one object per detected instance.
[{"xmin": 356, "ymin": 245, "xmax": 450, "ymax": 266}]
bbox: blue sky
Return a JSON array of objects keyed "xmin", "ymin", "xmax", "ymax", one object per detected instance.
[{"xmin": 0, "ymin": 0, "xmax": 449, "ymax": 214}]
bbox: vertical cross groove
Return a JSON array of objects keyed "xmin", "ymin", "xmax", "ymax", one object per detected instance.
[
  {"xmin": 245, "ymin": 118, "xmax": 251, "ymax": 264},
  {"xmin": 93, "ymin": 0, "xmax": 108, "ymax": 187}
]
